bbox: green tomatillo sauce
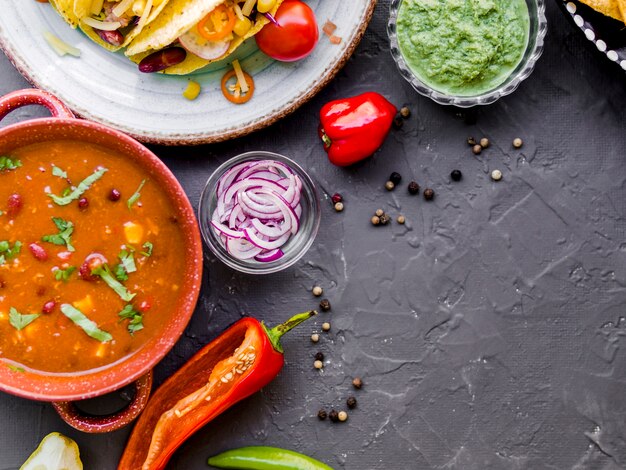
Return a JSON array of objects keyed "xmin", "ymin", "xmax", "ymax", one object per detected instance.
[{"xmin": 396, "ymin": 0, "xmax": 530, "ymax": 96}]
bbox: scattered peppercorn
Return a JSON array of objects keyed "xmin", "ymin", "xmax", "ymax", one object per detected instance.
[
  {"xmin": 389, "ymin": 172, "xmax": 402, "ymax": 185},
  {"xmin": 379, "ymin": 213, "xmax": 391, "ymax": 225},
  {"xmin": 329, "ymin": 410, "xmax": 339, "ymax": 422},
  {"xmin": 311, "ymin": 333, "xmax": 320, "ymax": 343},
  {"xmin": 108, "ymin": 189, "xmax": 121, "ymax": 201},
  {"xmin": 397, "ymin": 215, "xmax": 405, "ymax": 224},
  {"xmin": 400, "ymin": 106, "xmax": 411, "ymax": 118},
  {"xmin": 392, "ymin": 114, "xmax": 404, "ymax": 129},
  {"xmin": 513, "ymin": 137, "xmax": 523, "ymax": 148},
  {"xmin": 480, "ymin": 137, "xmax": 490, "ymax": 148},
  {"xmin": 315, "ymin": 352, "xmax": 324, "ymax": 361},
  {"xmin": 375, "ymin": 209, "xmax": 384, "ymax": 217},
  {"xmin": 322, "ymin": 322, "xmax": 331, "ymax": 332},
  {"xmin": 472, "ymin": 144, "xmax": 482, "ymax": 155},
  {"xmin": 312, "ymin": 286, "xmax": 323, "ymax": 296},
  {"xmin": 352, "ymin": 377, "xmax": 363, "ymax": 389},
  {"xmin": 334, "ymin": 202, "xmax": 344, "ymax": 212},
  {"xmin": 423, "ymin": 188, "xmax": 435, "ymax": 201},
  {"xmin": 450, "ymin": 169, "xmax": 462, "ymax": 182},
  {"xmin": 314, "ymin": 360, "xmax": 324, "ymax": 370},
  {"xmin": 467, "ymin": 136, "xmax": 476, "ymax": 146},
  {"xmin": 338, "ymin": 411, "xmax": 348, "ymax": 422},
  {"xmin": 408, "ymin": 181, "xmax": 420, "ymax": 195},
  {"xmin": 78, "ymin": 197, "xmax": 89, "ymax": 210},
  {"xmin": 317, "ymin": 409, "xmax": 328, "ymax": 420},
  {"xmin": 331, "ymin": 193, "xmax": 343, "ymax": 204},
  {"xmin": 319, "ymin": 299, "xmax": 331, "ymax": 311},
  {"xmin": 371, "ymin": 216, "xmax": 380, "ymax": 226},
  {"xmin": 491, "ymin": 169, "xmax": 502, "ymax": 181},
  {"xmin": 347, "ymin": 397, "xmax": 357, "ymax": 409},
  {"xmin": 385, "ymin": 181, "xmax": 395, "ymax": 191}
]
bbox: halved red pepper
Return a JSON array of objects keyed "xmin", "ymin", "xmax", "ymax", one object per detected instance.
[
  {"xmin": 319, "ymin": 92, "xmax": 397, "ymax": 167},
  {"xmin": 118, "ymin": 311, "xmax": 316, "ymax": 470}
]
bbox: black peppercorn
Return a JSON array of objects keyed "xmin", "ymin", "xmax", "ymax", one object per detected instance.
[
  {"xmin": 450, "ymin": 170, "xmax": 462, "ymax": 182},
  {"xmin": 315, "ymin": 352, "xmax": 324, "ymax": 361},
  {"xmin": 389, "ymin": 172, "xmax": 402, "ymax": 185},
  {"xmin": 467, "ymin": 136, "xmax": 476, "ymax": 146},
  {"xmin": 423, "ymin": 188, "xmax": 435, "ymax": 201},
  {"xmin": 317, "ymin": 409, "xmax": 328, "ymax": 420},
  {"xmin": 379, "ymin": 214, "xmax": 391, "ymax": 225},
  {"xmin": 352, "ymin": 377, "xmax": 363, "ymax": 389},
  {"xmin": 331, "ymin": 193, "xmax": 343, "ymax": 204},
  {"xmin": 329, "ymin": 409, "xmax": 339, "ymax": 422},
  {"xmin": 392, "ymin": 114, "xmax": 403, "ymax": 129},
  {"xmin": 319, "ymin": 299, "xmax": 331, "ymax": 311},
  {"xmin": 347, "ymin": 397, "xmax": 357, "ymax": 409},
  {"xmin": 408, "ymin": 181, "xmax": 420, "ymax": 195}
]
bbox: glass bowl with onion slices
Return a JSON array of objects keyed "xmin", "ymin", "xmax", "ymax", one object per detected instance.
[{"xmin": 199, "ymin": 151, "xmax": 321, "ymax": 274}]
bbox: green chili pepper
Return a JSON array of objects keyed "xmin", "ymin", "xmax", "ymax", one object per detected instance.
[{"xmin": 208, "ymin": 446, "xmax": 334, "ymax": 470}]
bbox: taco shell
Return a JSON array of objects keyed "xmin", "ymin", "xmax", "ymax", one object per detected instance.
[
  {"xmin": 127, "ymin": 1, "xmax": 284, "ymax": 75},
  {"xmin": 578, "ymin": 0, "xmax": 624, "ymax": 21},
  {"xmin": 617, "ymin": 0, "xmax": 626, "ymax": 22},
  {"xmin": 49, "ymin": 0, "xmax": 80, "ymax": 28}
]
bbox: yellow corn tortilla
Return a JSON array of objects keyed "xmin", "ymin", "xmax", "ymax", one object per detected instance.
[
  {"xmin": 617, "ymin": 0, "xmax": 626, "ymax": 22},
  {"xmin": 127, "ymin": 1, "xmax": 284, "ymax": 75},
  {"xmin": 578, "ymin": 0, "xmax": 624, "ymax": 22},
  {"xmin": 49, "ymin": 0, "xmax": 80, "ymax": 28}
]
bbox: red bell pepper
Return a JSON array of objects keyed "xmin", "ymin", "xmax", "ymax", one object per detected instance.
[
  {"xmin": 319, "ymin": 92, "xmax": 396, "ymax": 167},
  {"xmin": 118, "ymin": 311, "xmax": 316, "ymax": 470}
]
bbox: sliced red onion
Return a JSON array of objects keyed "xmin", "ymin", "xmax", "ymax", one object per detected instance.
[{"xmin": 211, "ymin": 160, "xmax": 303, "ymax": 262}]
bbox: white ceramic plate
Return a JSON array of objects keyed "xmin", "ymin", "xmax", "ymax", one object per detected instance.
[{"xmin": 0, "ymin": 0, "xmax": 376, "ymax": 145}]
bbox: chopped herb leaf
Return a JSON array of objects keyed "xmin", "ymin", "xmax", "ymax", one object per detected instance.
[
  {"xmin": 0, "ymin": 255, "xmax": 4, "ymax": 266},
  {"xmin": 127, "ymin": 179, "xmax": 147, "ymax": 209},
  {"xmin": 92, "ymin": 264, "xmax": 136, "ymax": 302},
  {"xmin": 51, "ymin": 165, "xmax": 68, "ymax": 179},
  {"xmin": 49, "ymin": 167, "xmax": 108, "ymax": 206},
  {"xmin": 60, "ymin": 304, "xmax": 112, "ymax": 342},
  {"xmin": 118, "ymin": 304, "xmax": 144, "ymax": 334},
  {"xmin": 141, "ymin": 241, "xmax": 153, "ymax": 257},
  {"xmin": 0, "ymin": 240, "xmax": 22, "ymax": 265},
  {"xmin": 119, "ymin": 250, "xmax": 137, "ymax": 274},
  {"xmin": 0, "ymin": 156, "xmax": 22, "ymax": 172},
  {"xmin": 54, "ymin": 266, "xmax": 76, "ymax": 282},
  {"xmin": 6, "ymin": 364, "xmax": 25, "ymax": 373},
  {"xmin": 42, "ymin": 217, "xmax": 75, "ymax": 252},
  {"xmin": 9, "ymin": 307, "xmax": 40, "ymax": 331},
  {"xmin": 0, "ymin": 241, "xmax": 8, "ymax": 252},
  {"xmin": 114, "ymin": 263, "xmax": 129, "ymax": 281},
  {"xmin": 62, "ymin": 187, "xmax": 72, "ymax": 197}
]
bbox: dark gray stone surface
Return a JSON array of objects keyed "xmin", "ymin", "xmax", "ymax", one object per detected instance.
[{"xmin": 2, "ymin": 1, "xmax": 626, "ymax": 469}]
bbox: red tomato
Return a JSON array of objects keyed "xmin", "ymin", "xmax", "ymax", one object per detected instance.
[{"xmin": 255, "ymin": 0, "xmax": 319, "ymax": 62}]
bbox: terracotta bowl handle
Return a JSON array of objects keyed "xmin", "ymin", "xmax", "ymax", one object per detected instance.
[
  {"xmin": 51, "ymin": 371, "xmax": 153, "ymax": 433},
  {"xmin": 0, "ymin": 88, "xmax": 75, "ymax": 123}
]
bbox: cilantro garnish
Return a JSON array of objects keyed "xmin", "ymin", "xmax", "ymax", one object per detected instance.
[
  {"xmin": 115, "ymin": 249, "xmax": 137, "ymax": 281},
  {"xmin": 60, "ymin": 304, "xmax": 112, "ymax": 342},
  {"xmin": 51, "ymin": 164, "xmax": 68, "ymax": 179},
  {"xmin": 0, "ymin": 240, "xmax": 22, "ymax": 265},
  {"xmin": 141, "ymin": 241, "xmax": 153, "ymax": 257},
  {"xmin": 9, "ymin": 307, "xmax": 40, "ymax": 331},
  {"xmin": 42, "ymin": 217, "xmax": 75, "ymax": 252},
  {"xmin": 54, "ymin": 266, "xmax": 76, "ymax": 282},
  {"xmin": 127, "ymin": 179, "xmax": 147, "ymax": 209},
  {"xmin": 118, "ymin": 304, "xmax": 144, "ymax": 334},
  {"xmin": 6, "ymin": 364, "xmax": 25, "ymax": 373},
  {"xmin": 91, "ymin": 264, "xmax": 136, "ymax": 302},
  {"xmin": 0, "ymin": 156, "xmax": 22, "ymax": 172},
  {"xmin": 48, "ymin": 167, "xmax": 108, "ymax": 206}
]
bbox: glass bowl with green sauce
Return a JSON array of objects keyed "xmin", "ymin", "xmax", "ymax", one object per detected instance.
[{"xmin": 388, "ymin": 0, "xmax": 547, "ymax": 106}]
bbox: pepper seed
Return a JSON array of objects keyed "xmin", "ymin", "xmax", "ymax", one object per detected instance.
[
  {"xmin": 472, "ymin": 144, "xmax": 482, "ymax": 155},
  {"xmin": 311, "ymin": 333, "xmax": 320, "ymax": 343},
  {"xmin": 423, "ymin": 188, "xmax": 435, "ymax": 201},
  {"xmin": 379, "ymin": 213, "xmax": 391, "ymax": 225},
  {"xmin": 312, "ymin": 286, "xmax": 323, "ymax": 296},
  {"xmin": 371, "ymin": 215, "xmax": 380, "ymax": 226},
  {"xmin": 408, "ymin": 181, "xmax": 420, "ymax": 195},
  {"xmin": 314, "ymin": 360, "xmax": 324, "ymax": 369},
  {"xmin": 397, "ymin": 215, "xmax": 405, "ymax": 224},
  {"xmin": 319, "ymin": 299, "xmax": 331, "ymax": 311},
  {"xmin": 331, "ymin": 193, "xmax": 343, "ymax": 204},
  {"xmin": 334, "ymin": 202, "xmax": 344, "ymax": 212},
  {"xmin": 389, "ymin": 172, "xmax": 402, "ymax": 185},
  {"xmin": 318, "ymin": 409, "xmax": 328, "ymax": 420},
  {"xmin": 329, "ymin": 410, "xmax": 339, "ymax": 422},
  {"xmin": 491, "ymin": 169, "xmax": 502, "ymax": 181},
  {"xmin": 338, "ymin": 411, "xmax": 348, "ymax": 422},
  {"xmin": 392, "ymin": 114, "xmax": 404, "ymax": 129},
  {"xmin": 400, "ymin": 106, "xmax": 411, "ymax": 118},
  {"xmin": 480, "ymin": 137, "xmax": 490, "ymax": 148},
  {"xmin": 347, "ymin": 397, "xmax": 357, "ymax": 409},
  {"xmin": 322, "ymin": 322, "xmax": 331, "ymax": 332},
  {"xmin": 467, "ymin": 136, "xmax": 477, "ymax": 146},
  {"xmin": 513, "ymin": 137, "xmax": 523, "ymax": 148},
  {"xmin": 450, "ymin": 169, "xmax": 462, "ymax": 182},
  {"xmin": 315, "ymin": 352, "xmax": 324, "ymax": 361},
  {"xmin": 352, "ymin": 377, "xmax": 363, "ymax": 389},
  {"xmin": 375, "ymin": 209, "xmax": 384, "ymax": 217},
  {"xmin": 385, "ymin": 181, "xmax": 395, "ymax": 191}
]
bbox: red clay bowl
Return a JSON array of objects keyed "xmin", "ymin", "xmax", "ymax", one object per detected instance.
[{"xmin": 0, "ymin": 89, "xmax": 203, "ymax": 432}]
